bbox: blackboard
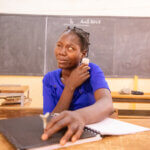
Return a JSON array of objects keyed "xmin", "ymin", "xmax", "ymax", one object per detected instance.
[
  {"xmin": 0, "ymin": 15, "xmax": 45, "ymax": 76},
  {"xmin": 0, "ymin": 15, "xmax": 150, "ymax": 77}
]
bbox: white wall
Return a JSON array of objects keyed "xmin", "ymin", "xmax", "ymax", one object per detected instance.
[{"xmin": 0, "ymin": 0, "xmax": 150, "ymax": 16}]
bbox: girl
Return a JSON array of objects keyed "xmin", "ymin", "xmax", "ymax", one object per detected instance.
[{"xmin": 41, "ymin": 27, "xmax": 113, "ymax": 145}]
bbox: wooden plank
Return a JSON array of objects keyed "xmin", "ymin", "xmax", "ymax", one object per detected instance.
[
  {"xmin": 111, "ymin": 92, "xmax": 150, "ymax": 99},
  {"xmin": 133, "ymin": 75, "xmax": 138, "ymax": 91},
  {"xmin": 0, "ymin": 134, "xmax": 15, "ymax": 150},
  {"xmin": 118, "ymin": 109, "xmax": 150, "ymax": 117},
  {"xmin": 118, "ymin": 116, "xmax": 150, "ymax": 119},
  {"xmin": 119, "ymin": 119, "xmax": 150, "ymax": 128},
  {"xmin": 0, "ymin": 107, "xmax": 43, "ymax": 118},
  {"xmin": 0, "ymin": 86, "xmax": 29, "ymax": 93},
  {"xmin": 113, "ymin": 98, "xmax": 150, "ymax": 103},
  {"xmin": 0, "ymin": 107, "xmax": 117, "ymax": 119}
]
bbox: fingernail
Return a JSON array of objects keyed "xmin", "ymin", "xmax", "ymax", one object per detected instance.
[
  {"xmin": 72, "ymin": 137, "xmax": 76, "ymax": 142},
  {"xmin": 41, "ymin": 133, "xmax": 48, "ymax": 140},
  {"xmin": 60, "ymin": 140, "xmax": 66, "ymax": 145}
]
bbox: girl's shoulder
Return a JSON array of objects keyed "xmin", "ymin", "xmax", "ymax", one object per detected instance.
[
  {"xmin": 43, "ymin": 69, "xmax": 61, "ymax": 85},
  {"xmin": 89, "ymin": 63, "xmax": 103, "ymax": 73}
]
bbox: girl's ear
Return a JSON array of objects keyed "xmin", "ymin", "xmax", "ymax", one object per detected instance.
[{"xmin": 81, "ymin": 50, "xmax": 87, "ymax": 58}]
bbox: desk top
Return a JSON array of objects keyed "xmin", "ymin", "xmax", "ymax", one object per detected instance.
[
  {"xmin": 0, "ymin": 86, "xmax": 29, "ymax": 93},
  {"xmin": 0, "ymin": 118, "xmax": 150, "ymax": 150},
  {"xmin": 0, "ymin": 107, "xmax": 43, "ymax": 119},
  {"xmin": 111, "ymin": 92, "xmax": 150, "ymax": 99}
]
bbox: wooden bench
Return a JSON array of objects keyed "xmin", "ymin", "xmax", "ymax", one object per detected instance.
[
  {"xmin": 0, "ymin": 85, "xmax": 30, "ymax": 106},
  {"xmin": 111, "ymin": 92, "xmax": 150, "ymax": 118}
]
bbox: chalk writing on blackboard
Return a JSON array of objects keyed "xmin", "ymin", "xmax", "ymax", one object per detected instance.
[
  {"xmin": 64, "ymin": 18, "xmax": 101, "ymax": 27},
  {"xmin": 80, "ymin": 18, "xmax": 101, "ymax": 25},
  {"xmin": 64, "ymin": 18, "xmax": 88, "ymax": 27}
]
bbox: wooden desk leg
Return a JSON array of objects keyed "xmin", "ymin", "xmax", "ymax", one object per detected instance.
[
  {"xmin": 27, "ymin": 90, "xmax": 29, "ymax": 99},
  {"xmin": 110, "ymin": 109, "xmax": 118, "ymax": 119},
  {"xmin": 21, "ymin": 94, "xmax": 24, "ymax": 106}
]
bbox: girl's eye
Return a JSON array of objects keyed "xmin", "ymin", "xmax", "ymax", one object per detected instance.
[
  {"xmin": 68, "ymin": 47, "xmax": 74, "ymax": 51},
  {"xmin": 57, "ymin": 43, "xmax": 61, "ymax": 47}
]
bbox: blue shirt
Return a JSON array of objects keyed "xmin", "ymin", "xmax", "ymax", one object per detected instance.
[{"xmin": 43, "ymin": 63, "xmax": 109, "ymax": 114}]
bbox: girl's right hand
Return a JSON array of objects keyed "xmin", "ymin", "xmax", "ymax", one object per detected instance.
[{"xmin": 66, "ymin": 64, "xmax": 90, "ymax": 90}]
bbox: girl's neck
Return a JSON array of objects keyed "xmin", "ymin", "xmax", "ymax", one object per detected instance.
[
  {"xmin": 61, "ymin": 64, "xmax": 80, "ymax": 80},
  {"xmin": 61, "ymin": 68, "xmax": 73, "ymax": 78}
]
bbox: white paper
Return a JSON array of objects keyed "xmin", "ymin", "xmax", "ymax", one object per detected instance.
[{"xmin": 86, "ymin": 118, "xmax": 150, "ymax": 135}]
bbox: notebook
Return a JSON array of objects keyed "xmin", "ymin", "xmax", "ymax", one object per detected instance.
[
  {"xmin": 0, "ymin": 115, "xmax": 149, "ymax": 150},
  {"xmin": 86, "ymin": 118, "xmax": 150, "ymax": 135},
  {"xmin": 0, "ymin": 115, "xmax": 101, "ymax": 150}
]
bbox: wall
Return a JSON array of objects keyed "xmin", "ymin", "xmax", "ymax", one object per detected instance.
[
  {"xmin": 0, "ymin": 0, "xmax": 150, "ymax": 16},
  {"xmin": 0, "ymin": 76, "xmax": 150, "ymax": 108},
  {"xmin": 0, "ymin": 0, "xmax": 150, "ymax": 108}
]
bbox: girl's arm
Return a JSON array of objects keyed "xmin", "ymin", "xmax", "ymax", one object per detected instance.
[
  {"xmin": 42, "ymin": 88, "xmax": 114, "ymax": 145},
  {"xmin": 52, "ymin": 64, "xmax": 90, "ymax": 112}
]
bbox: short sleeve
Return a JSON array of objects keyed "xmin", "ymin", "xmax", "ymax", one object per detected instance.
[
  {"xmin": 89, "ymin": 63, "xmax": 110, "ymax": 92},
  {"xmin": 43, "ymin": 73, "xmax": 55, "ymax": 114}
]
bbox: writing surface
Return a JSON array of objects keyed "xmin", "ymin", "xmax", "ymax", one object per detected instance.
[
  {"xmin": 0, "ymin": 15, "xmax": 150, "ymax": 77},
  {"xmin": 114, "ymin": 18, "xmax": 150, "ymax": 77},
  {"xmin": 46, "ymin": 16, "xmax": 114, "ymax": 75},
  {"xmin": 0, "ymin": 15, "xmax": 45, "ymax": 76}
]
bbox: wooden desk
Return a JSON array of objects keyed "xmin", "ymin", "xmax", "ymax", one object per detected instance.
[
  {"xmin": 111, "ymin": 92, "xmax": 150, "ymax": 118},
  {"xmin": 111, "ymin": 92, "xmax": 150, "ymax": 103},
  {"xmin": 0, "ymin": 85, "xmax": 29, "ymax": 106},
  {"xmin": 0, "ymin": 118, "xmax": 150, "ymax": 150}
]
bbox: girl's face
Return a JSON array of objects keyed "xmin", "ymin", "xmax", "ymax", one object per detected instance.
[{"xmin": 55, "ymin": 32, "xmax": 85, "ymax": 69}]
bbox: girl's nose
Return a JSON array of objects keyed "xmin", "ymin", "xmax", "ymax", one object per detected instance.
[{"xmin": 59, "ymin": 47, "xmax": 66, "ymax": 55}]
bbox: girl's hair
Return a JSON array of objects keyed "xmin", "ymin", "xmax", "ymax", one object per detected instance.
[{"xmin": 64, "ymin": 26, "xmax": 90, "ymax": 55}]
